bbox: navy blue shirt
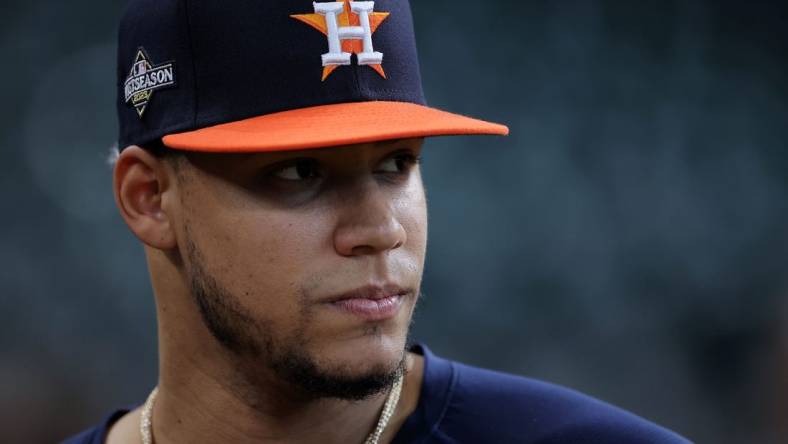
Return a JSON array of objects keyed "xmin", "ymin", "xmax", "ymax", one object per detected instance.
[{"xmin": 62, "ymin": 344, "xmax": 691, "ymax": 444}]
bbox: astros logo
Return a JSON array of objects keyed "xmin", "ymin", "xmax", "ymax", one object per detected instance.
[{"xmin": 291, "ymin": 1, "xmax": 389, "ymax": 81}]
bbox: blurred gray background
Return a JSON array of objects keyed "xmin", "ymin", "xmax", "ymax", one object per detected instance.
[{"xmin": 2, "ymin": 1, "xmax": 787, "ymax": 443}]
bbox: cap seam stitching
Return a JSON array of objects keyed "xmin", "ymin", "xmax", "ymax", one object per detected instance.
[
  {"xmin": 182, "ymin": 0, "xmax": 199, "ymax": 129},
  {"xmin": 352, "ymin": 56, "xmax": 362, "ymax": 100}
]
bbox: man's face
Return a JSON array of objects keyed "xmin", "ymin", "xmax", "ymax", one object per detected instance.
[{"xmin": 170, "ymin": 138, "xmax": 427, "ymax": 400}]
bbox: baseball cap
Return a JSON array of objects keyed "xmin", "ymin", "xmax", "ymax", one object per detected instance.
[{"xmin": 117, "ymin": 0, "xmax": 508, "ymax": 152}]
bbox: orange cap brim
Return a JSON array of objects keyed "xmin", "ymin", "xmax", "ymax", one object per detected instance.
[{"xmin": 161, "ymin": 101, "xmax": 508, "ymax": 152}]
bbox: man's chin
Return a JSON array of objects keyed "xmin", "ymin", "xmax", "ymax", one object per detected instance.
[
  {"xmin": 325, "ymin": 332, "xmax": 406, "ymax": 364},
  {"xmin": 256, "ymin": 333, "xmax": 405, "ymax": 401},
  {"xmin": 284, "ymin": 355, "xmax": 403, "ymax": 401}
]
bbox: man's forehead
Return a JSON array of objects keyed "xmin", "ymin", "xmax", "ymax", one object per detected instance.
[
  {"xmin": 188, "ymin": 137, "xmax": 423, "ymax": 161},
  {"xmin": 170, "ymin": 137, "xmax": 423, "ymax": 177}
]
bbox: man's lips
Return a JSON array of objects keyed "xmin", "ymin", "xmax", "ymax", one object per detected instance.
[
  {"xmin": 322, "ymin": 284, "xmax": 410, "ymax": 321},
  {"xmin": 323, "ymin": 284, "xmax": 409, "ymax": 303}
]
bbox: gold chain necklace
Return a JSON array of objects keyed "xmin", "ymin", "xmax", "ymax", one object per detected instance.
[{"xmin": 140, "ymin": 374, "xmax": 403, "ymax": 444}]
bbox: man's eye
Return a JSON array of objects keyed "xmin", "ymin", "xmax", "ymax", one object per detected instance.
[
  {"xmin": 271, "ymin": 160, "xmax": 320, "ymax": 181},
  {"xmin": 377, "ymin": 153, "xmax": 420, "ymax": 173}
]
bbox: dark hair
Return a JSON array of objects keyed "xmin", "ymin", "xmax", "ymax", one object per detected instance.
[
  {"xmin": 142, "ymin": 138, "xmax": 171, "ymax": 156},
  {"xmin": 108, "ymin": 140, "xmax": 186, "ymax": 174},
  {"xmin": 142, "ymin": 139, "xmax": 186, "ymax": 170}
]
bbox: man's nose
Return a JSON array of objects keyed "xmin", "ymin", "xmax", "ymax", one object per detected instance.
[{"xmin": 332, "ymin": 185, "xmax": 407, "ymax": 257}]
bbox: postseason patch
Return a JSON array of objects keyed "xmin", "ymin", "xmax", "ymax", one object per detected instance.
[{"xmin": 124, "ymin": 48, "xmax": 176, "ymax": 118}]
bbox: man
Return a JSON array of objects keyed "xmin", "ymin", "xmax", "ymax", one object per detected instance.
[{"xmin": 64, "ymin": 1, "xmax": 691, "ymax": 443}]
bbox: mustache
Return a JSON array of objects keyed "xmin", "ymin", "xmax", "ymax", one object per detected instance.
[{"xmin": 297, "ymin": 260, "xmax": 421, "ymax": 302}]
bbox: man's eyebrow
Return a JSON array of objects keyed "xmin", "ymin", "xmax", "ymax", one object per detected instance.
[
  {"xmin": 375, "ymin": 138, "xmax": 421, "ymax": 148},
  {"xmin": 236, "ymin": 152, "xmax": 259, "ymax": 162},
  {"xmin": 229, "ymin": 139, "xmax": 415, "ymax": 163}
]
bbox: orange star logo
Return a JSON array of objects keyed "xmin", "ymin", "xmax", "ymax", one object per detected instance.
[{"xmin": 291, "ymin": 0, "xmax": 390, "ymax": 81}]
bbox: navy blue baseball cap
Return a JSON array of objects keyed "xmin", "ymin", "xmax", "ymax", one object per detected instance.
[{"xmin": 117, "ymin": 0, "xmax": 508, "ymax": 152}]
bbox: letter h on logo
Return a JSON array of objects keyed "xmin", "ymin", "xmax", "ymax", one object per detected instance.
[{"xmin": 313, "ymin": 1, "xmax": 383, "ymax": 67}]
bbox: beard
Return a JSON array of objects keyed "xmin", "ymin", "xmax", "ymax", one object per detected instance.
[{"xmin": 183, "ymin": 234, "xmax": 408, "ymax": 401}]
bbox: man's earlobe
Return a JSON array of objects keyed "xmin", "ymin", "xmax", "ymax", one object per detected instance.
[{"xmin": 113, "ymin": 146, "xmax": 177, "ymax": 250}]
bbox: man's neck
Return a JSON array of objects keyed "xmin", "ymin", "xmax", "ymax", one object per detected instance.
[
  {"xmin": 106, "ymin": 352, "xmax": 424, "ymax": 444},
  {"xmin": 152, "ymin": 366, "xmax": 389, "ymax": 444}
]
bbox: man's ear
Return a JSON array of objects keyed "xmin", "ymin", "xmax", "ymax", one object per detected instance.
[{"xmin": 113, "ymin": 145, "xmax": 178, "ymax": 250}]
